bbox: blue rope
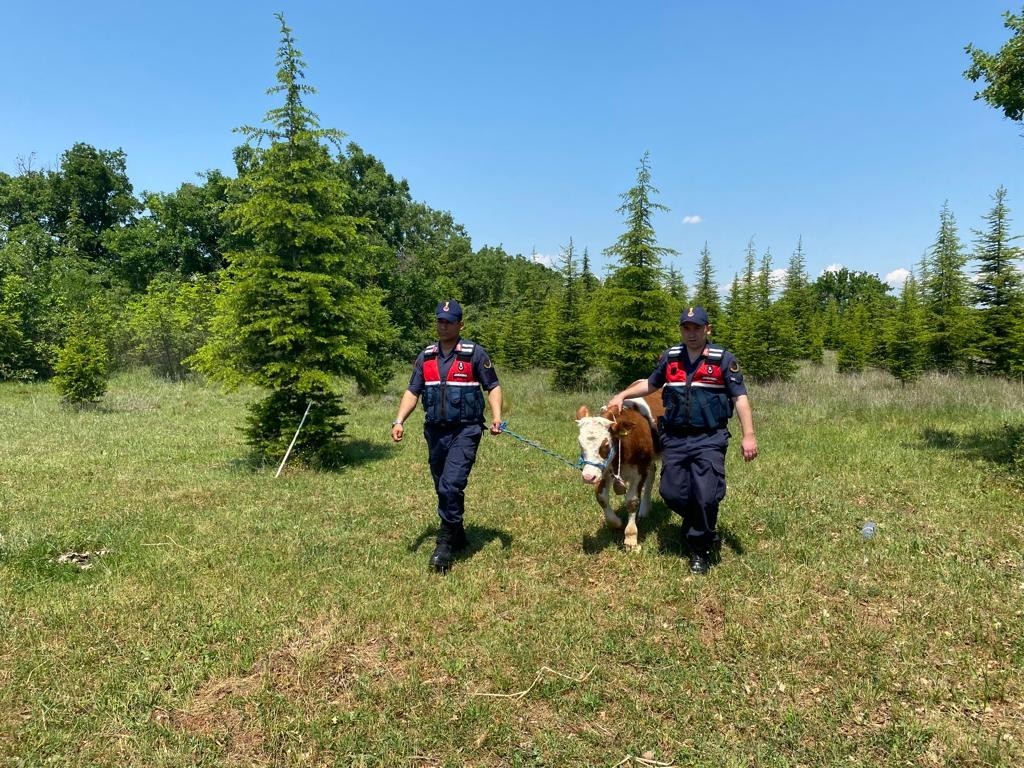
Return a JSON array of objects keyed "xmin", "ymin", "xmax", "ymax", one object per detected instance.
[{"xmin": 498, "ymin": 421, "xmax": 583, "ymax": 470}]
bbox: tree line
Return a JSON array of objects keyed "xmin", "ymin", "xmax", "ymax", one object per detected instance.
[{"xmin": 1, "ymin": 12, "xmax": 1022, "ymax": 464}]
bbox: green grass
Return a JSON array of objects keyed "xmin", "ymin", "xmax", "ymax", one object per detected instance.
[{"xmin": 1, "ymin": 361, "xmax": 1022, "ymax": 767}]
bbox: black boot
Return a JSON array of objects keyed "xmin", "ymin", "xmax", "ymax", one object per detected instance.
[
  {"xmin": 450, "ymin": 521, "xmax": 468, "ymax": 553},
  {"xmin": 430, "ymin": 521, "xmax": 462, "ymax": 573}
]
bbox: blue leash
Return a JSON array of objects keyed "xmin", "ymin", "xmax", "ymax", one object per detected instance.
[{"xmin": 498, "ymin": 421, "xmax": 583, "ymax": 471}]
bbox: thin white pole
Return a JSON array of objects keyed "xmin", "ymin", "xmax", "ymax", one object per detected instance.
[{"xmin": 275, "ymin": 400, "xmax": 314, "ymax": 478}]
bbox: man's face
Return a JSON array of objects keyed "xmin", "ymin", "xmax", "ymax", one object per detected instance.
[
  {"xmin": 680, "ymin": 322, "xmax": 709, "ymax": 349},
  {"xmin": 436, "ymin": 318, "xmax": 463, "ymax": 343}
]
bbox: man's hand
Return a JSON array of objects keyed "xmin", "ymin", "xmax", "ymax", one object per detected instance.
[
  {"xmin": 490, "ymin": 418, "xmax": 502, "ymax": 435},
  {"xmin": 605, "ymin": 394, "xmax": 625, "ymax": 414},
  {"xmin": 391, "ymin": 423, "xmax": 405, "ymax": 443},
  {"xmin": 741, "ymin": 434, "xmax": 758, "ymax": 462}
]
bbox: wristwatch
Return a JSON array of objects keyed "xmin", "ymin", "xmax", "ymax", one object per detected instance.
[{"xmin": 391, "ymin": 419, "xmax": 404, "ymax": 426}]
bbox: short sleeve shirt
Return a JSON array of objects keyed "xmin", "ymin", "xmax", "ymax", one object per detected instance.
[
  {"xmin": 407, "ymin": 339, "xmax": 500, "ymax": 395},
  {"xmin": 647, "ymin": 345, "xmax": 748, "ymax": 399}
]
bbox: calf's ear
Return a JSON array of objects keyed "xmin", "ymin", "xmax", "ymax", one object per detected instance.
[
  {"xmin": 609, "ymin": 422, "xmax": 631, "ymax": 438},
  {"xmin": 576, "ymin": 405, "xmax": 590, "ymax": 419}
]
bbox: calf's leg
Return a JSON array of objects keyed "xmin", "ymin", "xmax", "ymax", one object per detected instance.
[{"xmin": 596, "ymin": 477, "xmax": 622, "ymax": 528}]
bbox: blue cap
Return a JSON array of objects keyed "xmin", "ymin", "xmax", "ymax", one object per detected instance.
[
  {"xmin": 679, "ymin": 306, "xmax": 710, "ymax": 326},
  {"xmin": 435, "ymin": 299, "xmax": 463, "ymax": 322}
]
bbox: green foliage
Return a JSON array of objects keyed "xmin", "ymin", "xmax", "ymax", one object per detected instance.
[
  {"xmin": 52, "ymin": 315, "xmax": 109, "ymax": 406},
  {"xmin": 692, "ymin": 242, "xmax": 722, "ymax": 325},
  {"xmin": 964, "ymin": 7, "xmax": 1024, "ymax": 124},
  {"xmin": 778, "ymin": 237, "xmax": 818, "ymax": 355},
  {"xmin": 193, "ymin": 14, "xmax": 395, "ymax": 465},
  {"xmin": 48, "ymin": 143, "xmax": 139, "ymax": 263},
  {"xmin": 127, "ymin": 274, "xmax": 217, "ymax": 379},
  {"xmin": 972, "ymin": 186, "xmax": 1024, "ymax": 374},
  {"xmin": 601, "ymin": 153, "xmax": 677, "ymax": 386},
  {"xmin": 718, "ymin": 243, "xmax": 757, "ymax": 368},
  {"xmin": 550, "ymin": 239, "xmax": 591, "ymax": 391},
  {"xmin": 835, "ymin": 301, "xmax": 872, "ymax": 373},
  {"xmin": 748, "ymin": 250, "xmax": 797, "ymax": 381},
  {"xmin": 925, "ymin": 202, "xmax": 972, "ymax": 372},
  {"xmin": 884, "ymin": 275, "xmax": 929, "ymax": 385}
]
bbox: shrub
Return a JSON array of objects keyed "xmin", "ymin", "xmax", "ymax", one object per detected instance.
[{"xmin": 53, "ymin": 321, "xmax": 109, "ymax": 406}]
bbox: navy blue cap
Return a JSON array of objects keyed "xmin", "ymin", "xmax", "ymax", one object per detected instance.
[
  {"xmin": 679, "ymin": 306, "xmax": 710, "ymax": 326},
  {"xmin": 435, "ymin": 299, "xmax": 463, "ymax": 322}
]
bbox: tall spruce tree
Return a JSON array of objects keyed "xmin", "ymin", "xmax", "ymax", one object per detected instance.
[
  {"xmin": 924, "ymin": 202, "xmax": 972, "ymax": 372},
  {"xmin": 884, "ymin": 274, "xmax": 929, "ymax": 385},
  {"xmin": 692, "ymin": 242, "xmax": 722, "ymax": 325},
  {"xmin": 973, "ymin": 186, "xmax": 1023, "ymax": 373},
  {"xmin": 779, "ymin": 237, "xmax": 821, "ymax": 361},
  {"xmin": 720, "ymin": 239, "xmax": 758, "ymax": 364},
  {"xmin": 601, "ymin": 153, "xmax": 676, "ymax": 387},
  {"xmin": 748, "ymin": 250, "xmax": 797, "ymax": 380},
  {"xmin": 193, "ymin": 14, "xmax": 394, "ymax": 466},
  {"xmin": 836, "ymin": 300, "xmax": 872, "ymax": 373},
  {"xmin": 551, "ymin": 238, "xmax": 591, "ymax": 391}
]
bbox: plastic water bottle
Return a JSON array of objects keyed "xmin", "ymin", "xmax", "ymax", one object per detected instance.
[{"xmin": 861, "ymin": 521, "xmax": 877, "ymax": 540}]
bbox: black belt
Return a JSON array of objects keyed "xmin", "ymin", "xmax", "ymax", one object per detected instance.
[{"xmin": 665, "ymin": 425, "xmax": 719, "ymax": 436}]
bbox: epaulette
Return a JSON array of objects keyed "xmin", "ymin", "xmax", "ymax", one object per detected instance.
[
  {"xmin": 706, "ymin": 345, "xmax": 725, "ymax": 362},
  {"xmin": 455, "ymin": 341, "xmax": 475, "ymax": 358},
  {"xmin": 423, "ymin": 343, "xmax": 439, "ymax": 356},
  {"xmin": 667, "ymin": 345, "xmax": 684, "ymax": 358}
]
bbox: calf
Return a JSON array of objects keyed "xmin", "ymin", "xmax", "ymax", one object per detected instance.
[{"xmin": 575, "ymin": 392, "xmax": 663, "ymax": 552}]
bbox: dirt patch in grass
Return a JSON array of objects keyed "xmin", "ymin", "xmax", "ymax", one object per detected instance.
[
  {"xmin": 153, "ymin": 613, "xmax": 341, "ymax": 761},
  {"xmin": 695, "ymin": 593, "xmax": 726, "ymax": 647}
]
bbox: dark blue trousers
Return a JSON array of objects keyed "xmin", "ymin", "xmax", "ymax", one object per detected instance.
[
  {"xmin": 659, "ymin": 430, "xmax": 729, "ymax": 555},
  {"xmin": 424, "ymin": 423, "xmax": 483, "ymax": 525}
]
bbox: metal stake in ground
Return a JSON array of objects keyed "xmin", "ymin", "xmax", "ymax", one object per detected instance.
[{"xmin": 276, "ymin": 401, "xmax": 314, "ymax": 478}]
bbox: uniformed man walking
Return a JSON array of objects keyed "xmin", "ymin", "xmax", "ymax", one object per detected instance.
[
  {"xmin": 391, "ymin": 300, "xmax": 503, "ymax": 573},
  {"xmin": 606, "ymin": 306, "xmax": 757, "ymax": 574}
]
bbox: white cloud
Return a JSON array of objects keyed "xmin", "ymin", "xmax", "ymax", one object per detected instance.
[
  {"xmin": 770, "ymin": 268, "xmax": 788, "ymax": 289},
  {"xmin": 884, "ymin": 268, "xmax": 911, "ymax": 290},
  {"xmin": 821, "ymin": 263, "xmax": 844, "ymax": 275},
  {"xmin": 532, "ymin": 252, "xmax": 554, "ymax": 268},
  {"xmin": 682, "ymin": 215, "xmax": 703, "ymax": 225}
]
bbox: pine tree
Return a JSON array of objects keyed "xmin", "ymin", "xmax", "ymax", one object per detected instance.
[
  {"xmin": 53, "ymin": 313, "xmax": 109, "ymax": 406},
  {"xmin": 884, "ymin": 274, "xmax": 929, "ymax": 385},
  {"xmin": 664, "ymin": 264, "xmax": 688, "ymax": 306},
  {"xmin": 972, "ymin": 186, "xmax": 1023, "ymax": 373},
  {"xmin": 579, "ymin": 247, "xmax": 599, "ymax": 296},
  {"xmin": 720, "ymin": 240, "xmax": 758, "ymax": 366},
  {"xmin": 192, "ymin": 14, "xmax": 394, "ymax": 467},
  {"xmin": 747, "ymin": 250, "xmax": 797, "ymax": 381},
  {"xmin": 601, "ymin": 153, "xmax": 676, "ymax": 387},
  {"xmin": 692, "ymin": 242, "xmax": 721, "ymax": 325},
  {"xmin": 551, "ymin": 238, "xmax": 591, "ymax": 391},
  {"xmin": 779, "ymin": 237, "xmax": 821, "ymax": 361},
  {"xmin": 836, "ymin": 301, "xmax": 872, "ymax": 374},
  {"xmin": 924, "ymin": 202, "xmax": 971, "ymax": 373}
]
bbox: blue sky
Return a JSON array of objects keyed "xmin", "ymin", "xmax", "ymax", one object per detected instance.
[{"xmin": 3, "ymin": 1, "xmax": 1021, "ymax": 290}]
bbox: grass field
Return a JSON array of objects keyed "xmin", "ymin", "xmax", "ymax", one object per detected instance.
[{"xmin": 1, "ymin": 361, "xmax": 1022, "ymax": 767}]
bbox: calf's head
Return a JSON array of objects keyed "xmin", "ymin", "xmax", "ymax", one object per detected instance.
[{"xmin": 575, "ymin": 405, "xmax": 613, "ymax": 485}]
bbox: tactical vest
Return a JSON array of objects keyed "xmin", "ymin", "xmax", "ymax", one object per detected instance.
[
  {"xmin": 421, "ymin": 341, "xmax": 485, "ymax": 424},
  {"xmin": 662, "ymin": 344, "xmax": 732, "ymax": 430}
]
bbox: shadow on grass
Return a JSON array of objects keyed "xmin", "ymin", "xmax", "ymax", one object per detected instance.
[
  {"xmin": 581, "ymin": 498, "xmax": 675, "ymax": 555},
  {"xmin": 407, "ymin": 523, "xmax": 514, "ymax": 565},
  {"xmin": 654, "ymin": 519, "xmax": 746, "ymax": 562},
  {"xmin": 919, "ymin": 424, "xmax": 1023, "ymax": 468}
]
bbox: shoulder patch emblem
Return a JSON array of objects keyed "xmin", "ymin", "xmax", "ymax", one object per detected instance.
[
  {"xmin": 729, "ymin": 361, "xmax": 740, "ymax": 372},
  {"xmin": 483, "ymin": 358, "xmax": 492, "ymax": 369}
]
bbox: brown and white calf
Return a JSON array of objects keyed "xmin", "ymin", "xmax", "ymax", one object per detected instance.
[{"xmin": 575, "ymin": 392, "xmax": 663, "ymax": 552}]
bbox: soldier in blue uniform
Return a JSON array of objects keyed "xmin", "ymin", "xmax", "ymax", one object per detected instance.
[
  {"xmin": 391, "ymin": 299, "xmax": 503, "ymax": 573},
  {"xmin": 607, "ymin": 306, "xmax": 757, "ymax": 574}
]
